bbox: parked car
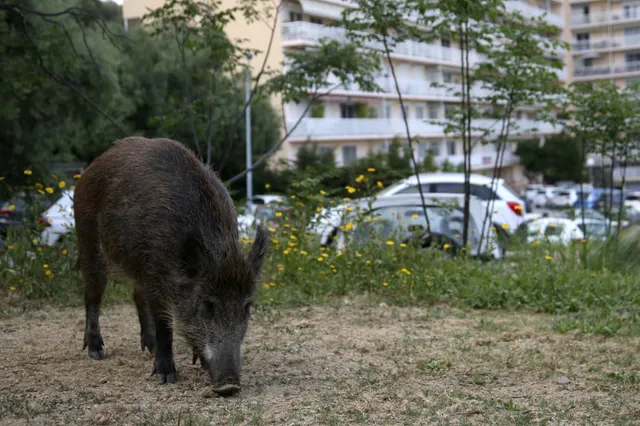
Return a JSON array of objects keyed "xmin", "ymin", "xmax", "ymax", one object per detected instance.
[
  {"xmin": 547, "ymin": 188, "xmax": 579, "ymax": 209},
  {"xmin": 0, "ymin": 193, "xmax": 54, "ymax": 239},
  {"xmin": 247, "ymin": 194, "xmax": 285, "ymax": 215},
  {"xmin": 531, "ymin": 186, "xmax": 559, "ymax": 208},
  {"xmin": 574, "ymin": 188, "xmax": 625, "ymax": 211},
  {"xmin": 313, "ymin": 172, "xmax": 525, "ymax": 248},
  {"xmin": 523, "ymin": 217, "xmax": 610, "ymax": 245},
  {"xmin": 331, "ymin": 193, "xmax": 503, "ymax": 259},
  {"xmin": 522, "ymin": 184, "xmax": 545, "ymax": 202},
  {"xmin": 39, "ymin": 190, "xmax": 75, "ymax": 246}
]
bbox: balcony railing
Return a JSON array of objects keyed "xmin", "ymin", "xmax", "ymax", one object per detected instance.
[
  {"xmin": 441, "ymin": 151, "xmax": 520, "ymax": 168},
  {"xmin": 505, "ymin": 1, "xmax": 564, "ymax": 28},
  {"xmin": 282, "ymin": 21, "xmax": 487, "ymax": 67},
  {"xmin": 572, "ymin": 36, "xmax": 640, "ymax": 52},
  {"xmin": 574, "ymin": 62, "xmax": 640, "ymax": 78},
  {"xmin": 613, "ymin": 166, "xmax": 640, "ymax": 180},
  {"xmin": 287, "ymin": 118, "xmax": 560, "ymax": 141},
  {"xmin": 571, "ymin": 10, "xmax": 640, "ymax": 27}
]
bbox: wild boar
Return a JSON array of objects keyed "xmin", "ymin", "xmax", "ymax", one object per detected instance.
[{"xmin": 74, "ymin": 136, "xmax": 268, "ymax": 397}]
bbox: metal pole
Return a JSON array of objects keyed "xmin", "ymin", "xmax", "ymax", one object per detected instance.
[{"xmin": 245, "ymin": 50, "xmax": 253, "ymax": 211}]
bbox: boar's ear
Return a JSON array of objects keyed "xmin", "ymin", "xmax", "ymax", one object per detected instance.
[
  {"xmin": 247, "ymin": 225, "xmax": 269, "ymax": 277},
  {"xmin": 182, "ymin": 231, "xmax": 207, "ymax": 279}
]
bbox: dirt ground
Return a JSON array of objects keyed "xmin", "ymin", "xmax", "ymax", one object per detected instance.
[{"xmin": 1, "ymin": 300, "xmax": 640, "ymax": 426}]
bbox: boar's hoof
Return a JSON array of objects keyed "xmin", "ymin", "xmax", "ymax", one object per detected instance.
[
  {"xmin": 151, "ymin": 359, "xmax": 176, "ymax": 384},
  {"xmin": 156, "ymin": 372, "xmax": 175, "ymax": 384},
  {"xmin": 213, "ymin": 384, "xmax": 241, "ymax": 397},
  {"xmin": 82, "ymin": 334, "xmax": 105, "ymax": 360}
]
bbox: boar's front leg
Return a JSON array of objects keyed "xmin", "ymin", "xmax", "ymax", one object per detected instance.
[
  {"xmin": 133, "ymin": 283, "xmax": 155, "ymax": 354},
  {"xmin": 149, "ymin": 304, "xmax": 176, "ymax": 384}
]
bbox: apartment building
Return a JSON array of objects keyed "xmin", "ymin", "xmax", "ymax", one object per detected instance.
[
  {"xmin": 122, "ymin": 0, "xmax": 568, "ymax": 190},
  {"xmin": 569, "ymin": 1, "xmax": 640, "ymax": 189}
]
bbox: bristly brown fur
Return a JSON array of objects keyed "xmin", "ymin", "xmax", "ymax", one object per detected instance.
[{"xmin": 74, "ymin": 136, "xmax": 269, "ymax": 394}]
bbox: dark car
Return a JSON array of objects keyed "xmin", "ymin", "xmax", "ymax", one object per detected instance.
[{"xmin": 0, "ymin": 194, "xmax": 54, "ymax": 239}]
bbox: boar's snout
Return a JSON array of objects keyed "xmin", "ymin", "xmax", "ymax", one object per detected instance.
[{"xmin": 204, "ymin": 343, "xmax": 243, "ymax": 397}]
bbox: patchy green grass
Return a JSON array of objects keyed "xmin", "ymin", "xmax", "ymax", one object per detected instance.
[{"xmin": 1, "ymin": 302, "xmax": 639, "ymax": 425}]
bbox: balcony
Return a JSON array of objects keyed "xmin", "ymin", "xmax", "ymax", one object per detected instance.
[
  {"xmin": 574, "ymin": 62, "xmax": 640, "ymax": 78},
  {"xmin": 286, "ymin": 118, "xmax": 560, "ymax": 142},
  {"xmin": 440, "ymin": 151, "xmax": 521, "ymax": 169},
  {"xmin": 323, "ymin": 75, "xmax": 496, "ymax": 101},
  {"xmin": 572, "ymin": 36, "xmax": 640, "ymax": 53},
  {"xmin": 504, "ymin": 1, "xmax": 564, "ymax": 28},
  {"xmin": 281, "ymin": 21, "xmax": 487, "ymax": 67},
  {"xmin": 613, "ymin": 166, "xmax": 640, "ymax": 181},
  {"xmin": 571, "ymin": 10, "xmax": 640, "ymax": 28}
]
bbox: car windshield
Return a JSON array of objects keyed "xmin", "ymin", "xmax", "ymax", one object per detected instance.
[
  {"xmin": 352, "ymin": 204, "xmax": 479, "ymax": 245},
  {"xmin": 557, "ymin": 191, "xmax": 571, "ymax": 196}
]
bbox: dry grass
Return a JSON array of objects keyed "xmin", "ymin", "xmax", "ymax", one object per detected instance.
[{"xmin": 1, "ymin": 300, "xmax": 640, "ymax": 425}]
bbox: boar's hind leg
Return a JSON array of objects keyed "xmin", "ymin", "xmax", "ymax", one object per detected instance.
[
  {"xmin": 133, "ymin": 283, "xmax": 156, "ymax": 354},
  {"xmin": 78, "ymin": 232, "xmax": 108, "ymax": 361},
  {"xmin": 150, "ymin": 305, "xmax": 176, "ymax": 384}
]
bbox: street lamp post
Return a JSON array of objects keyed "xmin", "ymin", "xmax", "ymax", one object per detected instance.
[{"xmin": 245, "ymin": 50, "xmax": 253, "ymax": 211}]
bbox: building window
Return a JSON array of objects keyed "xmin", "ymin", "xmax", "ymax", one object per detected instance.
[
  {"xmin": 576, "ymin": 32, "xmax": 590, "ymax": 50},
  {"xmin": 447, "ymin": 140, "xmax": 456, "ymax": 156},
  {"xmin": 443, "ymin": 72, "xmax": 453, "ymax": 83},
  {"xmin": 583, "ymin": 58, "xmax": 594, "ymax": 68},
  {"xmin": 441, "ymin": 37, "xmax": 450, "ymax": 48},
  {"xmin": 415, "ymin": 105, "xmax": 425, "ymax": 119},
  {"xmin": 401, "ymin": 104, "xmax": 410, "ymax": 119},
  {"xmin": 340, "ymin": 103, "xmax": 357, "ymax": 118},
  {"xmin": 429, "ymin": 142, "xmax": 441, "ymax": 156},
  {"xmin": 310, "ymin": 17, "xmax": 322, "ymax": 25},
  {"xmin": 428, "ymin": 103, "xmax": 439, "ymax": 119},
  {"xmin": 626, "ymin": 51, "xmax": 640, "ymax": 63},
  {"xmin": 342, "ymin": 145, "xmax": 357, "ymax": 165},
  {"xmin": 289, "ymin": 12, "xmax": 302, "ymax": 22},
  {"xmin": 418, "ymin": 142, "xmax": 426, "ymax": 161},
  {"xmin": 625, "ymin": 4, "xmax": 640, "ymax": 19},
  {"xmin": 385, "ymin": 104, "xmax": 392, "ymax": 118}
]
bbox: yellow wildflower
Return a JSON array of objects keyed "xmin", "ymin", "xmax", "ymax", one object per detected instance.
[
  {"xmin": 317, "ymin": 257, "xmax": 324, "ymax": 262},
  {"xmin": 10, "ymin": 286, "xmax": 16, "ymax": 291},
  {"xmin": 268, "ymin": 227, "xmax": 276, "ymax": 233},
  {"xmin": 8, "ymin": 204, "xmax": 15, "ymax": 211},
  {"xmin": 290, "ymin": 235, "xmax": 297, "ymax": 240},
  {"xmin": 355, "ymin": 174, "xmax": 366, "ymax": 183},
  {"xmin": 443, "ymin": 243, "xmax": 451, "ymax": 250},
  {"xmin": 367, "ymin": 168, "xmax": 376, "ymax": 173},
  {"xmin": 400, "ymin": 243, "xmax": 407, "ymax": 248},
  {"xmin": 300, "ymin": 250, "xmax": 308, "ymax": 256},
  {"xmin": 581, "ymin": 239, "xmax": 588, "ymax": 244},
  {"xmin": 8, "ymin": 245, "xmax": 14, "ymax": 250},
  {"xmin": 346, "ymin": 207, "xmax": 353, "ymax": 212},
  {"xmin": 382, "ymin": 282, "xmax": 389, "ymax": 287},
  {"xmin": 345, "ymin": 186, "xmax": 357, "ymax": 194},
  {"xmin": 265, "ymin": 183, "xmax": 271, "ymax": 189},
  {"xmin": 290, "ymin": 194, "xmax": 297, "ymax": 199},
  {"xmin": 31, "ymin": 239, "xmax": 38, "ymax": 245},
  {"xmin": 283, "ymin": 249, "xmax": 291, "ymax": 255},
  {"xmin": 269, "ymin": 298, "xmax": 274, "ymax": 302},
  {"xmin": 397, "ymin": 268, "xmax": 411, "ymax": 275},
  {"xmin": 62, "ymin": 249, "xmax": 68, "ymax": 255},
  {"xmin": 365, "ymin": 260, "xmax": 371, "ymax": 265},
  {"xmin": 341, "ymin": 223, "xmax": 354, "ymax": 231},
  {"xmin": 411, "ymin": 214, "xmax": 419, "ymax": 219},
  {"xmin": 320, "ymin": 190, "xmax": 327, "ymax": 196},
  {"xmin": 275, "ymin": 211, "xmax": 282, "ymax": 217},
  {"xmin": 322, "ymin": 253, "xmax": 329, "ymax": 258},
  {"xmin": 45, "ymin": 270, "xmax": 52, "ymax": 276},
  {"xmin": 35, "ymin": 183, "xmax": 43, "ymax": 189},
  {"xmin": 316, "ymin": 207, "xmax": 322, "ymax": 213},
  {"xmin": 45, "ymin": 187, "xmax": 54, "ymax": 194},
  {"xmin": 58, "ymin": 181, "xmax": 66, "ymax": 189},
  {"xmin": 386, "ymin": 240, "xmax": 394, "ymax": 246},
  {"xmin": 24, "ymin": 169, "xmax": 33, "ymax": 176},
  {"xmin": 377, "ymin": 181, "xmax": 384, "ymax": 189},
  {"xmin": 263, "ymin": 283, "xmax": 270, "ymax": 289},
  {"xmin": 42, "ymin": 264, "xmax": 49, "ymax": 269},
  {"xmin": 0, "ymin": 177, "xmax": 4, "ymax": 181},
  {"xmin": 532, "ymin": 240, "xmax": 541, "ymax": 246},
  {"xmin": 73, "ymin": 174, "xmax": 82, "ymax": 179},
  {"xmin": 545, "ymin": 255, "xmax": 552, "ymax": 261},
  {"xmin": 501, "ymin": 223, "xmax": 509, "ymax": 230}
]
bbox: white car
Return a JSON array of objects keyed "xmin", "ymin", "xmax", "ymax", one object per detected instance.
[
  {"xmin": 312, "ymin": 172, "xmax": 525, "ymax": 246},
  {"xmin": 40, "ymin": 189, "xmax": 75, "ymax": 246},
  {"xmin": 332, "ymin": 193, "xmax": 503, "ymax": 259},
  {"xmin": 532, "ymin": 187, "xmax": 559, "ymax": 208},
  {"xmin": 247, "ymin": 194, "xmax": 284, "ymax": 215},
  {"xmin": 523, "ymin": 184, "xmax": 545, "ymax": 202},
  {"xmin": 548, "ymin": 188, "xmax": 578, "ymax": 208},
  {"xmin": 526, "ymin": 217, "xmax": 609, "ymax": 245}
]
